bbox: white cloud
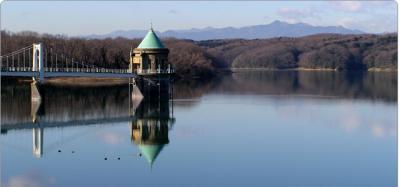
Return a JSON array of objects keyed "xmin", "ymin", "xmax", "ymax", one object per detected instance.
[
  {"xmin": 277, "ymin": 7, "xmax": 318, "ymax": 23},
  {"xmin": 5, "ymin": 172, "xmax": 56, "ymax": 187},
  {"xmin": 333, "ymin": 1, "xmax": 363, "ymax": 12},
  {"xmin": 337, "ymin": 16, "xmax": 397, "ymax": 33},
  {"xmin": 97, "ymin": 132, "xmax": 124, "ymax": 145},
  {"xmin": 369, "ymin": 1, "xmax": 396, "ymax": 7},
  {"xmin": 337, "ymin": 17, "xmax": 356, "ymax": 28},
  {"xmin": 340, "ymin": 115, "xmax": 361, "ymax": 132},
  {"xmin": 372, "ymin": 125, "xmax": 385, "ymax": 138}
]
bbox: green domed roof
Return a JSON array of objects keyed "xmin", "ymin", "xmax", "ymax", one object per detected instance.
[
  {"xmin": 137, "ymin": 29, "xmax": 165, "ymax": 49},
  {"xmin": 139, "ymin": 144, "xmax": 165, "ymax": 165}
]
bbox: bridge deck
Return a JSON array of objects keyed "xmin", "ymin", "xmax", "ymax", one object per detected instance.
[{"xmin": 1, "ymin": 71, "xmax": 137, "ymax": 78}]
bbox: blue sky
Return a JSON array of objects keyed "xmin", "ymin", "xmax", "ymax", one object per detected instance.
[{"xmin": 1, "ymin": 1, "xmax": 397, "ymax": 36}]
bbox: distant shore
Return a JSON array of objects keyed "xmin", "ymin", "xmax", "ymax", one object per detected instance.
[
  {"xmin": 2, "ymin": 67, "xmax": 396, "ymax": 86},
  {"xmin": 230, "ymin": 68, "xmax": 397, "ymax": 72}
]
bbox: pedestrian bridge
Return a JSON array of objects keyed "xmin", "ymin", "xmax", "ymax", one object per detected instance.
[{"xmin": 0, "ymin": 43, "xmax": 174, "ymax": 80}]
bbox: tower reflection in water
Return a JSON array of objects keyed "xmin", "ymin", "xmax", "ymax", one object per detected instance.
[{"xmin": 130, "ymin": 93, "xmax": 175, "ymax": 167}]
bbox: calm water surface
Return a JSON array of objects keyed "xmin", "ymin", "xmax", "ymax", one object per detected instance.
[{"xmin": 1, "ymin": 71, "xmax": 397, "ymax": 187}]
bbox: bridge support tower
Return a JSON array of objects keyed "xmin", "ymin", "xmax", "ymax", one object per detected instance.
[{"xmin": 32, "ymin": 43, "xmax": 44, "ymax": 82}]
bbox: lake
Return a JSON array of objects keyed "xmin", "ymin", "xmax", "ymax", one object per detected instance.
[{"xmin": 1, "ymin": 71, "xmax": 397, "ymax": 187}]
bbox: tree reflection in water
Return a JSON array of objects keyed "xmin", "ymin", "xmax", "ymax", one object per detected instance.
[
  {"xmin": 2, "ymin": 71, "xmax": 396, "ymax": 125},
  {"xmin": 0, "ymin": 71, "xmax": 396, "ymax": 159}
]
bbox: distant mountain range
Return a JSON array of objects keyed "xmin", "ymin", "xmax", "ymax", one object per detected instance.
[{"xmin": 82, "ymin": 20, "xmax": 365, "ymax": 40}]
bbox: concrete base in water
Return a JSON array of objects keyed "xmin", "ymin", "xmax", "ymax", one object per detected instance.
[
  {"xmin": 31, "ymin": 81, "xmax": 43, "ymax": 123},
  {"xmin": 135, "ymin": 76, "xmax": 172, "ymax": 102},
  {"xmin": 31, "ymin": 81, "xmax": 42, "ymax": 102}
]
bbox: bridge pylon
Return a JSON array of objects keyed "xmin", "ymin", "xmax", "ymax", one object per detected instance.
[{"xmin": 32, "ymin": 43, "xmax": 44, "ymax": 82}]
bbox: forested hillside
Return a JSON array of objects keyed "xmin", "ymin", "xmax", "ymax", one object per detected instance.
[
  {"xmin": 1, "ymin": 31, "xmax": 397, "ymax": 79},
  {"xmin": 198, "ymin": 33, "xmax": 397, "ymax": 71}
]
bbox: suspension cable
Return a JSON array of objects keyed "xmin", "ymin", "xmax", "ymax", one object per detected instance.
[{"xmin": 1, "ymin": 46, "xmax": 33, "ymax": 57}]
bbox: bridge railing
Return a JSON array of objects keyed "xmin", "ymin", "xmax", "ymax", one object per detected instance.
[
  {"xmin": 1, "ymin": 67, "xmax": 130, "ymax": 74},
  {"xmin": 1, "ymin": 67, "xmax": 33, "ymax": 72},
  {"xmin": 1, "ymin": 66, "xmax": 176, "ymax": 75},
  {"xmin": 43, "ymin": 67, "xmax": 130, "ymax": 74}
]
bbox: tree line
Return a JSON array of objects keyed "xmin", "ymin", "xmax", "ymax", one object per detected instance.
[
  {"xmin": 1, "ymin": 31, "xmax": 397, "ymax": 79},
  {"xmin": 198, "ymin": 33, "xmax": 397, "ymax": 71},
  {"xmin": 1, "ymin": 31, "xmax": 219, "ymax": 78}
]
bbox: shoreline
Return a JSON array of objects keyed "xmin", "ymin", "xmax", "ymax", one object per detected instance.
[
  {"xmin": 230, "ymin": 68, "xmax": 397, "ymax": 72},
  {"xmin": 32, "ymin": 77, "xmax": 129, "ymax": 86},
  {"xmin": 2, "ymin": 67, "xmax": 396, "ymax": 86}
]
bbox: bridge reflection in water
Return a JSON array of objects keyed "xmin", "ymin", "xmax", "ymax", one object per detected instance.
[{"xmin": 1, "ymin": 82, "xmax": 175, "ymax": 162}]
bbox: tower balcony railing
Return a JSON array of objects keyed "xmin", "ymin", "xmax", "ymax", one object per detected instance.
[{"xmin": 136, "ymin": 68, "xmax": 175, "ymax": 75}]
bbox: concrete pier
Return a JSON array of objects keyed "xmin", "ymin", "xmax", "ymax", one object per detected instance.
[
  {"xmin": 135, "ymin": 76, "xmax": 172, "ymax": 102},
  {"xmin": 31, "ymin": 81, "xmax": 42, "ymax": 123}
]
